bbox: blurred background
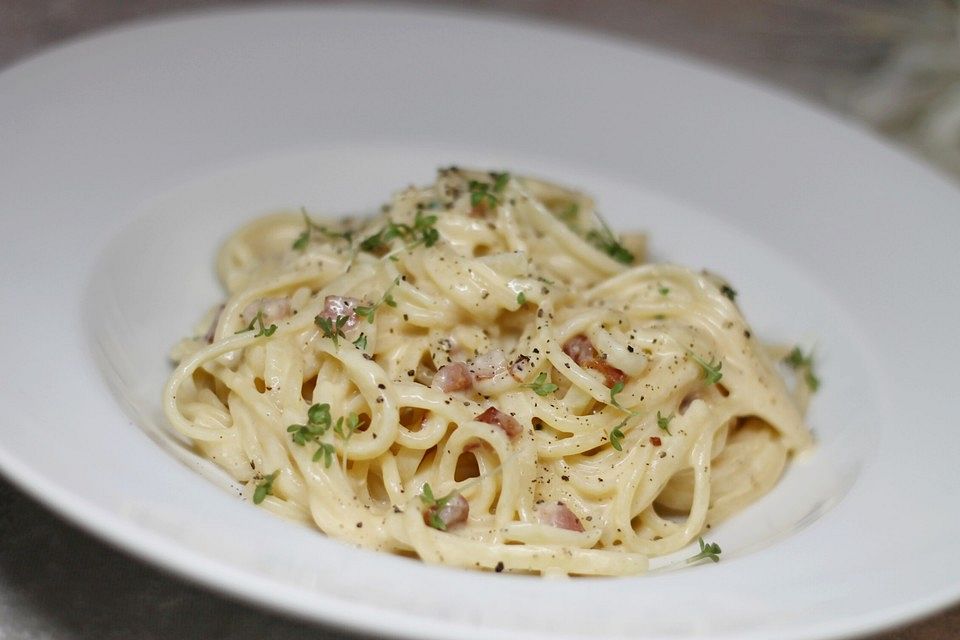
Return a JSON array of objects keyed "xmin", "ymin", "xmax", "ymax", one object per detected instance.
[{"xmin": 0, "ymin": 1, "xmax": 958, "ymax": 639}]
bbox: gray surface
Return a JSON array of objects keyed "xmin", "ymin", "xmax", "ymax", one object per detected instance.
[{"xmin": 1, "ymin": 1, "xmax": 959, "ymax": 638}]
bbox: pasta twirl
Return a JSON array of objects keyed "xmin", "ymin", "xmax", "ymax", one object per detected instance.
[{"xmin": 164, "ymin": 168, "xmax": 812, "ymax": 576}]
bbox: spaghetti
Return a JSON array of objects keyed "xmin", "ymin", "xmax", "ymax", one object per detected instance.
[{"xmin": 164, "ymin": 168, "xmax": 812, "ymax": 576}]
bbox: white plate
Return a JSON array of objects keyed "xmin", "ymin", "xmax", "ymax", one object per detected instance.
[{"xmin": 1, "ymin": 6, "xmax": 958, "ymax": 639}]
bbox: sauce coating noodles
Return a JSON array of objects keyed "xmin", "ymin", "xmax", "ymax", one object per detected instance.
[{"xmin": 164, "ymin": 169, "xmax": 812, "ymax": 576}]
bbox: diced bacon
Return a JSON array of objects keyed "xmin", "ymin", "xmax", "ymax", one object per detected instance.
[
  {"xmin": 561, "ymin": 334, "xmax": 626, "ymax": 388},
  {"xmin": 424, "ymin": 493, "xmax": 469, "ymax": 529},
  {"xmin": 241, "ymin": 297, "xmax": 292, "ymax": 326},
  {"xmin": 318, "ymin": 295, "xmax": 361, "ymax": 330},
  {"xmin": 470, "ymin": 349, "xmax": 508, "ymax": 380},
  {"xmin": 204, "ymin": 304, "xmax": 225, "ymax": 344},
  {"xmin": 509, "ymin": 355, "xmax": 531, "ymax": 382},
  {"xmin": 432, "ymin": 362, "xmax": 473, "ymax": 393},
  {"xmin": 562, "ymin": 334, "xmax": 597, "ymax": 365},
  {"xmin": 586, "ymin": 359, "xmax": 627, "ymax": 388},
  {"xmin": 538, "ymin": 502, "xmax": 585, "ymax": 532},
  {"xmin": 475, "ymin": 406, "xmax": 523, "ymax": 440}
]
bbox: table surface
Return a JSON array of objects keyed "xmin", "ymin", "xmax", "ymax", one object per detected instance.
[{"xmin": 1, "ymin": 1, "xmax": 958, "ymax": 638}]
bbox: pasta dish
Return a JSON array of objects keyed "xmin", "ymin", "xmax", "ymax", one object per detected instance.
[{"xmin": 163, "ymin": 168, "xmax": 815, "ymax": 576}]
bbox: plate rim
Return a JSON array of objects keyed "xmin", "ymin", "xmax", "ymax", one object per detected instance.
[{"xmin": 1, "ymin": 5, "xmax": 959, "ymax": 640}]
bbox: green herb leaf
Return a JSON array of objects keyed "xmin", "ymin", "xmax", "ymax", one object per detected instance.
[
  {"xmin": 420, "ymin": 483, "xmax": 456, "ymax": 530},
  {"xmin": 412, "ymin": 210, "xmax": 440, "ymax": 248},
  {"xmin": 253, "ymin": 470, "xmax": 279, "ymax": 504},
  {"xmin": 784, "ymin": 346, "xmax": 820, "ymax": 392},
  {"xmin": 288, "ymin": 403, "xmax": 353, "ymax": 467},
  {"xmin": 355, "ymin": 278, "xmax": 401, "ymax": 324},
  {"xmin": 558, "ymin": 202, "xmax": 580, "ymax": 227},
  {"xmin": 420, "ymin": 482, "xmax": 436, "ymax": 506},
  {"xmin": 720, "ymin": 284, "xmax": 737, "ymax": 301},
  {"xmin": 492, "ymin": 172, "xmax": 510, "ymax": 193},
  {"xmin": 314, "ymin": 314, "xmax": 348, "ymax": 347},
  {"xmin": 525, "ymin": 371, "xmax": 559, "ymax": 397},
  {"xmin": 359, "ymin": 211, "xmax": 440, "ymax": 254},
  {"xmin": 658, "ymin": 285, "xmax": 670, "ymax": 296},
  {"xmin": 689, "ymin": 352, "xmax": 723, "ymax": 385},
  {"xmin": 312, "ymin": 443, "xmax": 336, "ymax": 468},
  {"xmin": 292, "ymin": 229, "xmax": 310, "ymax": 251},
  {"xmin": 609, "ymin": 380, "xmax": 627, "ymax": 409},
  {"xmin": 292, "ymin": 208, "xmax": 353, "ymax": 251},
  {"xmin": 428, "ymin": 511, "xmax": 448, "ymax": 531},
  {"xmin": 686, "ymin": 536, "xmax": 722, "ymax": 564},
  {"xmin": 609, "ymin": 419, "xmax": 627, "ymax": 452},
  {"xmin": 585, "ymin": 217, "xmax": 634, "ymax": 265},
  {"xmin": 240, "ymin": 309, "xmax": 278, "ymax": 338},
  {"xmin": 516, "ymin": 291, "xmax": 526, "ymax": 306},
  {"xmin": 468, "ymin": 180, "xmax": 499, "ymax": 212},
  {"xmin": 333, "ymin": 412, "xmax": 361, "ymax": 444},
  {"xmin": 656, "ymin": 410, "xmax": 674, "ymax": 435},
  {"xmin": 307, "ymin": 403, "xmax": 331, "ymax": 428},
  {"xmin": 353, "ymin": 333, "xmax": 368, "ymax": 350}
]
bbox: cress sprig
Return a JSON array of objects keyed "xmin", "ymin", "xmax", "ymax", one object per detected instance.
[
  {"xmin": 292, "ymin": 207, "xmax": 353, "ymax": 251},
  {"xmin": 315, "ymin": 314, "xmax": 348, "ymax": 347},
  {"xmin": 238, "ymin": 309, "xmax": 277, "ymax": 338},
  {"xmin": 355, "ymin": 277, "xmax": 401, "ymax": 324},
  {"xmin": 359, "ymin": 210, "xmax": 440, "ymax": 254},
  {"xmin": 525, "ymin": 372, "xmax": 558, "ymax": 397},
  {"xmin": 686, "ymin": 536, "xmax": 722, "ymax": 564},
  {"xmin": 253, "ymin": 470, "xmax": 279, "ymax": 504},
  {"xmin": 585, "ymin": 216, "xmax": 634, "ymax": 265},
  {"xmin": 420, "ymin": 483, "xmax": 455, "ymax": 531},
  {"xmin": 784, "ymin": 346, "xmax": 820, "ymax": 392},
  {"xmin": 688, "ymin": 351, "xmax": 723, "ymax": 385},
  {"xmin": 287, "ymin": 403, "xmax": 360, "ymax": 468}
]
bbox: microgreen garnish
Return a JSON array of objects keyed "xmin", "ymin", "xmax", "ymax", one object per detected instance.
[
  {"xmin": 253, "ymin": 470, "xmax": 279, "ymax": 504},
  {"xmin": 689, "ymin": 352, "xmax": 723, "ymax": 385},
  {"xmin": 352, "ymin": 333, "xmax": 368, "ymax": 350},
  {"xmin": 585, "ymin": 217, "xmax": 634, "ymax": 265},
  {"xmin": 516, "ymin": 291, "xmax": 527, "ymax": 306},
  {"xmin": 315, "ymin": 314, "xmax": 348, "ymax": 347},
  {"xmin": 355, "ymin": 277, "xmax": 401, "ymax": 324},
  {"xmin": 312, "ymin": 443, "xmax": 336, "ymax": 467},
  {"xmin": 657, "ymin": 410, "xmax": 674, "ymax": 435},
  {"xmin": 359, "ymin": 211, "xmax": 439, "ymax": 254},
  {"xmin": 292, "ymin": 208, "xmax": 353, "ymax": 251},
  {"xmin": 287, "ymin": 403, "xmax": 359, "ymax": 468},
  {"xmin": 469, "ymin": 180, "xmax": 499, "ymax": 212},
  {"xmin": 420, "ymin": 482, "xmax": 453, "ymax": 531},
  {"xmin": 609, "ymin": 417, "xmax": 627, "ymax": 452},
  {"xmin": 288, "ymin": 403, "xmax": 332, "ymax": 445},
  {"xmin": 609, "ymin": 380, "xmax": 627, "ymax": 410},
  {"xmin": 686, "ymin": 537, "xmax": 722, "ymax": 564},
  {"xmin": 240, "ymin": 310, "xmax": 277, "ymax": 338},
  {"xmin": 492, "ymin": 172, "xmax": 510, "ymax": 193},
  {"xmin": 720, "ymin": 284, "xmax": 737, "ymax": 302},
  {"xmin": 333, "ymin": 412, "xmax": 361, "ymax": 444},
  {"xmin": 525, "ymin": 372, "xmax": 558, "ymax": 397},
  {"xmin": 558, "ymin": 202, "xmax": 580, "ymax": 227},
  {"xmin": 412, "ymin": 209, "xmax": 440, "ymax": 247},
  {"xmin": 784, "ymin": 346, "xmax": 820, "ymax": 392},
  {"xmin": 607, "ymin": 381, "xmax": 645, "ymax": 450},
  {"xmin": 359, "ymin": 220, "xmax": 406, "ymax": 252}
]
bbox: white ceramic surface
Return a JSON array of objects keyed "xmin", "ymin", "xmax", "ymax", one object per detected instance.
[{"xmin": 0, "ymin": 6, "xmax": 958, "ymax": 640}]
